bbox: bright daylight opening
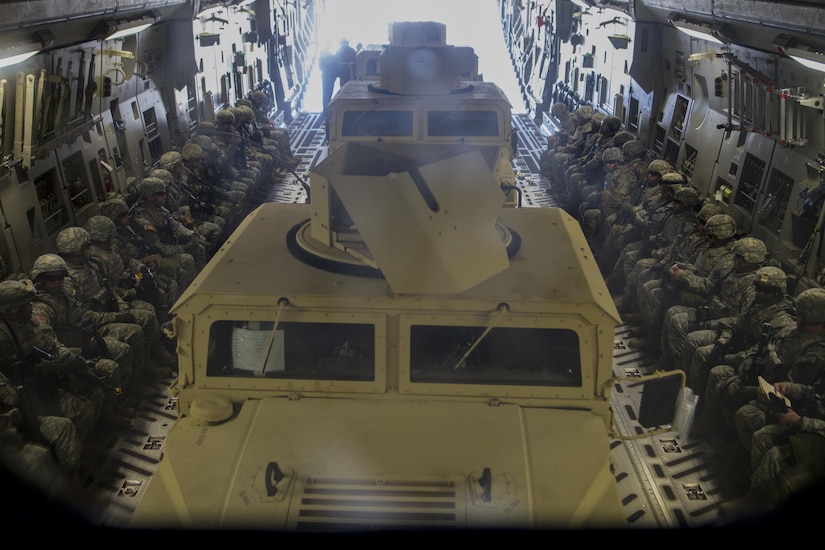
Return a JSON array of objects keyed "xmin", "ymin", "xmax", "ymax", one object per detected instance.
[{"xmin": 301, "ymin": 0, "xmax": 526, "ymax": 114}]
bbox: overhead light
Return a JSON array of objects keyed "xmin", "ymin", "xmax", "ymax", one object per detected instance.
[
  {"xmin": 0, "ymin": 43, "xmax": 40, "ymax": 69},
  {"xmin": 99, "ymin": 16, "xmax": 156, "ymax": 41},
  {"xmin": 774, "ymin": 34, "xmax": 825, "ymax": 73},
  {"xmin": 787, "ymin": 49, "xmax": 825, "ymax": 72},
  {"xmin": 571, "ymin": 0, "xmax": 595, "ymax": 9},
  {"xmin": 0, "ymin": 30, "xmax": 54, "ymax": 69},
  {"xmin": 667, "ymin": 13, "xmax": 732, "ymax": 45}
]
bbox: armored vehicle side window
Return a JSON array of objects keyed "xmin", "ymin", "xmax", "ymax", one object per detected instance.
[
  {"xmin": 409, "ymin": 325, "xmax": 581, "ymax": 386},
  {"xmin": 427, "ymin": 110, "xmax": 499, "ymax": 137},
  {"xmin": 206, "ymin": 320, "xmax": 375, "ymax": 381},
  {"xmin": 342, "ymin": 110, "xmax": 414, "ymax": 136}
]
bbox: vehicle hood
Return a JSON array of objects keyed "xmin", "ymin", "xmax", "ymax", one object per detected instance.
[{"xmin": 134, "ymin": 397, "xmax": 624, "ymax": 530}]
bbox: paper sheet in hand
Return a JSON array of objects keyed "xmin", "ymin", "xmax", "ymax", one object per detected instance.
[{"xmin": 758, "ymin": 375, "xmax": 791, "ymax": 412}]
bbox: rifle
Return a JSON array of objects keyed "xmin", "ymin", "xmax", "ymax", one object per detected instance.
[
  {"xmin": 74, "ymin": 50, "xmax": 85, "ymax": 120},
  {"xmin": 123, "ymin": 224, "xmax": 162, "ymax": 258},
  {"xmin": 87, "ymin": 256, "xmax": 123, "ymax": 313},
  {"xmin": 28, "ymin": 346, "xmax": 122, "ymax": 396},
  {"xmin": 739, "ymin": 323, "xmax": 775, "ymax": 386},
  {"xmin": 83, "ymin": 52, "xmax": 96, "ymax": 117},
  {"xmin": 180, "ymin": 180, "xmax": 215, "ymax": 215},
  {"xmin": 133, "ymin": 265, "xmax": 162, "ymax": 309},
  {"xmin": 708, "ymin": 333, "xmax": 730, "ymax": 366}
]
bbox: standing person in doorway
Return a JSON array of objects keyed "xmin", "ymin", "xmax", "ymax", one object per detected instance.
[{"xmin": 335, "ymin": 39, "xmax": 357, "ymax": 87}]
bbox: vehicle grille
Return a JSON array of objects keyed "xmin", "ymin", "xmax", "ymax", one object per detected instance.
[{"xmin": 292, "ymin": 476, "xmax": 461, "ymax": 531}]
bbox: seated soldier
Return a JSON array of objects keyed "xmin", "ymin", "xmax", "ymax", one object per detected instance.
[
  {"xmin": 130, "ymin": 177, "xmax": 205, "ymax": 288},
  {"xmin": 98, "ymin": 197, "xmax": 179, "ymax": 316},
  {"xmin": 0, "ymin": 279, "xmax": 87, "ymax": 479},
  {"xmin": 30, "ymin": 254, "xmax": 158, "ymax": 406}
]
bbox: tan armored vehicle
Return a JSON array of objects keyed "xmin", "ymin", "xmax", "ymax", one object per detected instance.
[{"xmin": 132, "ymin": 21, "xmax": 624, "ymax": 530}]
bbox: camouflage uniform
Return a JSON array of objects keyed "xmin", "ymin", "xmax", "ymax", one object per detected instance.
[
  {"xmin": 250, "ymin": 90, "xmax": 300, "ymax": 167},
  {"xmin": 57, "ymin": 231, "xmax": 149, "ymax": 382},
  {"xmin": 596, "ymin": 153, "xmax": 660, "ymax": 275},
  {"xmin": 195, "ymin": 135, "xmax": 253, "ymax": 198},
  {"xmin": 538, "ymin": 102, "xmax": 575, "ymax": 180},
  {"xmin": 150, "ymin": 167, "xmax": 223, "ymax": 256},
  {"xmin": 550, "ymin": 106, "xmax": 596, "ymax": 189},
  {"xmin": 29, "ymin": 254, "xmax": 131, "ymax": 394},
  {"xmin": 618, "ymin": 185, "xmax": 700, "ymax": 314},
  {"xmin": 733, "ymin": 288, "xmax": 825, "ymax": 450},
  {"xmin": 84, "ymin": 216, "xmax": 178, "ymax": 373},
  {"xmin": 180, "ymin": 142, "xmax": 246, "ymax": 219},
  {"xmin": 685, "ymin": 266, "xmax": 796, "ymax": 394},
  {"xmin": 86, "ymin": 215, "xmax": 149, "ymax": 304},
  {"xmin": 130, "ymin": 177, "xmax": 201, "ymax": 289},
  {"xmin": 212, "ymin": 110, "xmax": 249, "ymax": 177},
  {"xmin": 749, "ymin": 383, "xmax": 825, "ymax": 493},
  {"xmin": 160, "ymin": 151, "xmax": 230, "ymax": 232},
  {"xmin": 579, "ymin": 146, "xmax": 637, "ymax": 246},
  {"xmin": 658, "ymin": 236, "xmax": 767, "ymax": 368},
  {"xmin": 235, "ymin": 104, "xmax": 279, "ymax": 173},
  {"xmin": 0, "ymin": 368, "xmax": 81, "ymax": 483},
  {"xmin": 56, "ymin": 226, "xmax": 167, "ymax": 377},
  {"xmin": 0, "ymin": 279, "xmax": 93, "ymax": 467},
  {"xmin": 99, "ymin": 197, "xmax": 180, "ymax": 313},
  {"xmin": 604, "ymin": 166, "xmax": 679, "ymax": 296},
  {"xmin": 565, "ymin": 115, "xmax": 622, "ymax": 213},
  {"xmin": 631, "ymin": 213, "xmax": 738, "ymax": 351},
  {"xmin": 620, "ymin": 140, "xmax": 650, "ymax": 196}
]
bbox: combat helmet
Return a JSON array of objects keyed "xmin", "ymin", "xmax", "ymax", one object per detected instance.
[
  {"xmin": 754, "ymin": 266, "xmax": 787, "ymax": 294},
  {"xmin": 648, "ymin": 159, "xmax": 672, "ymax": 177},
  {"xmin": 138, "ymin": 177, "xmax": 166, "ymax": 198},
  {"xmin": 159, "ymin": 151, "xmax": 182, "ymax": 171},
  {"xmin": 591, "ymin": 112, "xmax": 606, "ymax": 127},
  {"xmin": 575, "ymin": 105, "xmax": 594, "ymax": 120},
  {"xmin": 149, "ymin": 168, "xmax": 173, "ymax": 185},
  {"xmin": 31, "ymin": 253, "xmax": 69, "ymax": 280},
  {"xmin": 612, "ymin": 130, "xmax": 635, "ymax": 148},
  {"xmin": 250, "ymin": 90, "xmax": 268, "ymax": 107},
  {"xmin": 99, "ymin": 198, "xmax": 129, "ymax": 222},
  {"xmin": 697, "ymin": 203, "xmax": 722, "ymax": 223},
  {"xmin": 236, "ymin": 98, "xmax": 253, "ymax": 108},
  {"xmin": 0, "ymin": 279, "xmax": 36, "ymax": 313},
  {"xmin": 795, "ymin": 288, "xmax": 825, "ymax": 324},
  {"xmin": 190, "ymin": 135, "xmax": 213, "ymax": 151},
  {"xmin": 602, "ymin": 115, "xmax": 622, "ymax": 132},
  {"xmin": 55, "ymin": 226, "xmax": 91, "ymax": 255},
  {"xmin": 622, "ymin": 140, "xmax": 645, "ymax": 158},
  {"xmin": 228, "ymin": 107, "xmax": 244, "ymax": 123},
  {"xmin": 733, "ymin": 236, "xmax": 768, "ymax": 264},
  {"xmin": 181, "ymin": 143, "xmax": 203, "ymax": 161},
  {"xmin": 551, "ymin": 102, "xmax": 569, "ymax": 119},
  {"xmin": 673, "ymin": 186, "xmax": 700, "ymax": 208},
  {"xmin": 215, "ymin": 109, "xmax": 235, "ymax": 125},
  {"xmin": 236, "ymin": 105, "xmax": 255, "ymax": 121},
  {"xmin": 704, "ymin": 213, "xmax": 737, "ymax": 240},
  {"xmin": 85, "ymin": 215, "xmax": 116, "ymax": 243},
  {"xmin": 661, "ymin": 172, "xmax": 686, "ymax": 185},
  {"xmin": 602, "ymin": 147, "xmax": 623, "ymax": 163}
]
